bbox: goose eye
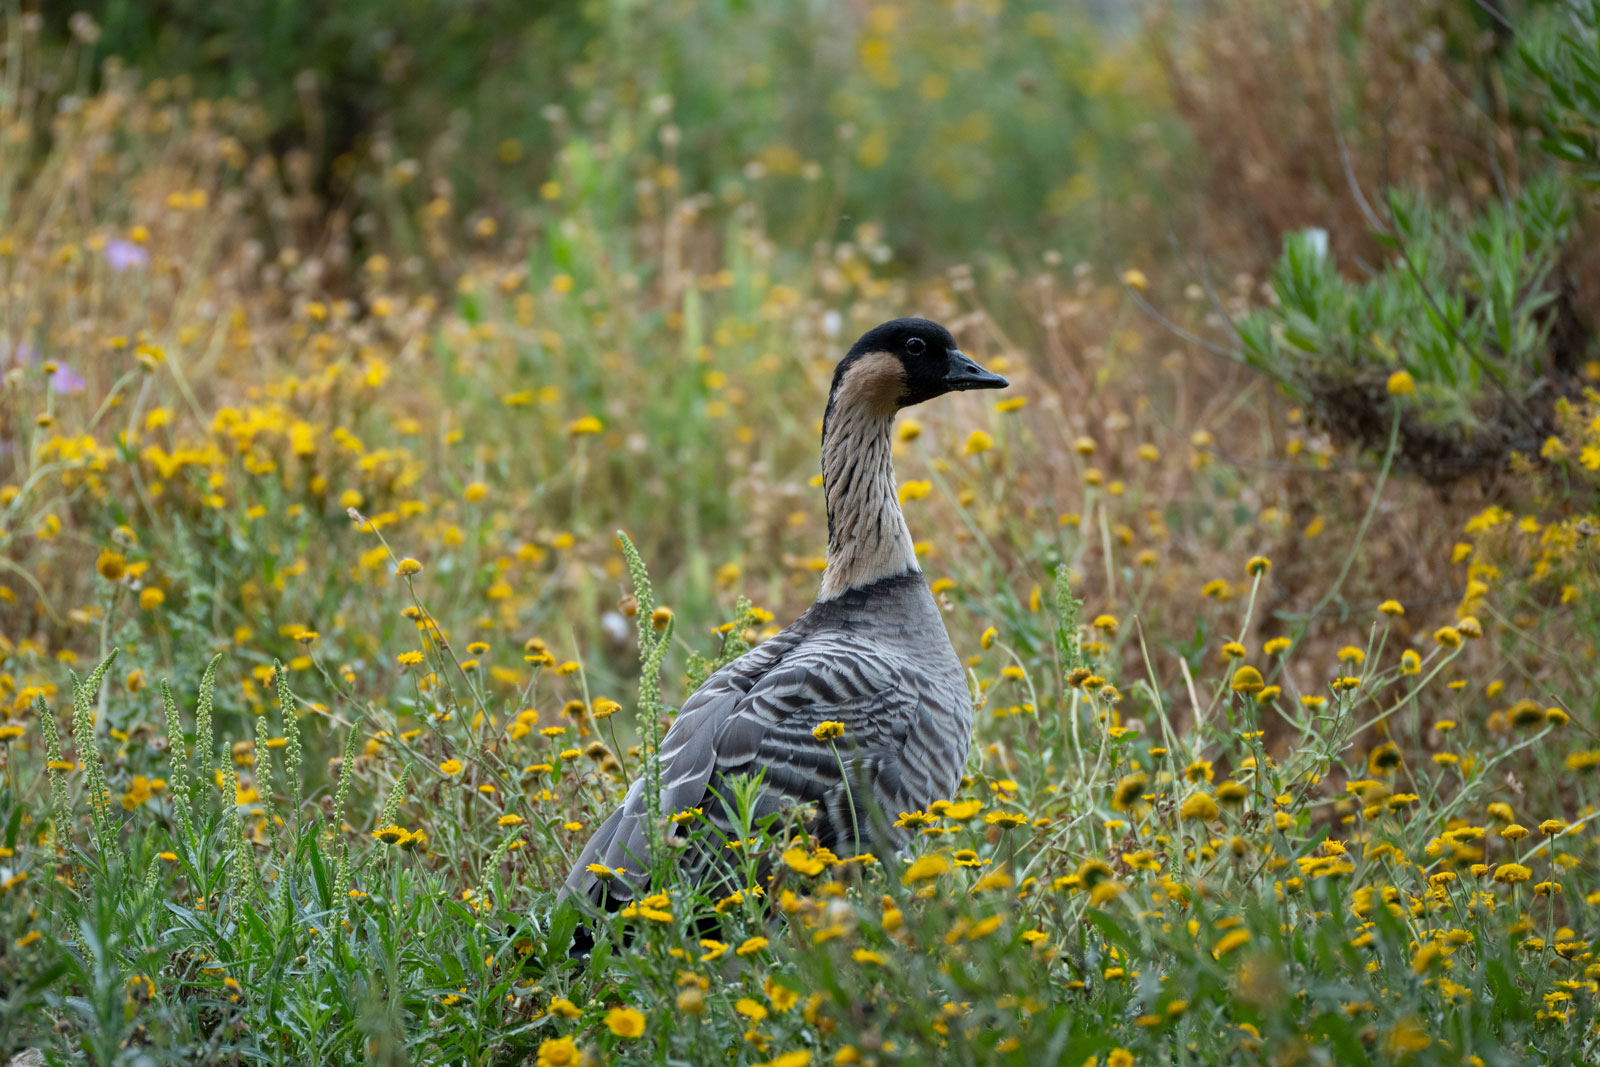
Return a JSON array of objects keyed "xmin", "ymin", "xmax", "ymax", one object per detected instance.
[{"xmin": 905, "ymin": 337, "xmax": 925, "ymax": 355}]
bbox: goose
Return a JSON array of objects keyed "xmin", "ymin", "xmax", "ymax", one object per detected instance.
[{"xmin": 562, "ymin": 317, "xmax": 1007, "ymax": 912}]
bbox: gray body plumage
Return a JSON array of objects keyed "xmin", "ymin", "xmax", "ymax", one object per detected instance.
[
  {"xmin": 562, "ymin": 572, "xmax": 970, "ymax": 907},
  {"xmin": 561, "ymin": 317, "xmax": 1000, "ymax": 910}
]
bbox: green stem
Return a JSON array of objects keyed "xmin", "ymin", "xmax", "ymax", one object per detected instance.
[
  {"xmin": 1297, "ymin": 406, "xmax": 1402, "ymax": 632},
  {"xmin": 829, "ymin": 740, "xmax": 862, "ymax": 854}
]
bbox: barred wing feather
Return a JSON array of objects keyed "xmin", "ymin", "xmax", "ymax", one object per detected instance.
[
  {"xmin": 560, "ymin": 628, "xmax": 965, "ymax": 908},
  {"xmin": 559, "ymin": 628, "xmax": 802, "ymax": 905}
]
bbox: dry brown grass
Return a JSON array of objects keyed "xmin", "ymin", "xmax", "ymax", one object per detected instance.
[{"xmin": 1151, "ymin": 0, "xmax": 1523, "ymax": 271}]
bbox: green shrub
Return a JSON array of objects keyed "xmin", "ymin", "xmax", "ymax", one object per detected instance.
[
  {"xmin": 1235, "ymin": 176, "xmax": 1579, "ymax": 479},
  {"xmin": 1523, "ymin": 0, "xmax": 1600, "ymax": 185},
  {"xmin": 1230, "ymin": 0, "xmax": 1599, "ymax": 481}
]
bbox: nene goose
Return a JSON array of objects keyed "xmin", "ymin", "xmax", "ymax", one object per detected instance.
[{"xmin": 562, "ymin": 317, "xmax": 1007, "ymax": 911}]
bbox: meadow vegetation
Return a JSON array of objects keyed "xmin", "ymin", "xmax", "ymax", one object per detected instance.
[{"xmin": 2, "ymin": 2, "xmax": 1600, "ymax": 1064}]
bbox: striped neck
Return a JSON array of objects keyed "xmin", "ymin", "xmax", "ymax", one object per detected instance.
[{"xmin": 818, "ymin": 384, "xmax": 918, "ymax": 601}]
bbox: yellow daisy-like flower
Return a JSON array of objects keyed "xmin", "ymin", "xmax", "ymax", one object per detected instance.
[
  {"xmin": 394, "ymin": 558, "xmax": 423, "ymax": 577},
  {"xmin": 535, "ymin": 1035, "xmax": 581, "ymax": 1067},
  {"xmin": 783, "ymin": 847, "xmax": 828, "ymax": 876},
  {"xmin": 1215, "ymin": 781, "xmax": 1248, "ymax": 805},
  {"xmin": 894, "ymin": 810, "xmax": 938, "ymax": 829},
  {"xmin": 1508, "ymin": 700, "xmax": 1544, "ymax": 728},
  {"xmin": 1112, "ymin": 773, "xmax": 1148, "ymax": 811},
  {"xmin": 811, "ymin": 721, "xmax": 845, "ymax": 742},
  {"xmin": 604, "ymin": 1006, "xmax": 646, "ymax": 1038},
  {"xmin": 1213, "ymin": 929, "xmax": 1250, "ymax": 957},
  {"xmin": 984, "ymin": 810, "xmax": 1028, "ymax": 828},
  {"xmin": 1493, "ymin": 863, "xmax": 1532, "ymax": 885},
  {"xmin": 764, "ymin": 979, "xmax": 798, "ymax": 1012},
  {"xmin": 932, "ymin": 798, "xmax": 984, "ymax": 821},
  {"xmin": 1180, "ymin": 793, "xmax": 1219, "ymax": 821},
  {"xmin": 439, "ymin": 759, "xmax": 464, "ymax": 776},
  {"xmin": 902, "ymin": 853, "xmax": 950, "ymax": 885},
  {"xmin": 1230, "ymin": 666, "xmax": 1264, "ymax": 694},
  {"xmin": 755, "ymin": 1052, "xmax": 812, "ymax": 1067},
  {"xmin": 1386, "ymin": 370, "xmax": 1416, "ymax": 396},
  {"xmin": 96, "ymin": 549, "xmax": 127, "ymax": 581}
]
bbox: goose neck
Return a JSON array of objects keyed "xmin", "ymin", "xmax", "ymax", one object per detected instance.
[{"xmin": 818, "ymin": 395, "xmax": 917, "ymax": 600}]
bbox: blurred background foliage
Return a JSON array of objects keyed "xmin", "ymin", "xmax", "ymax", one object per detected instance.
[
  {"xmin": 39, "ymin": 0, "xmax": 1594, "ymax": 279},
  {"xmin": 49, "ymin": 0, "xmax": 1178, "ymax": 265}
]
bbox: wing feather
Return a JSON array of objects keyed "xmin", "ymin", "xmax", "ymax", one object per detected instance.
[
  {"xmin": 561, "ymin": 618, "xmax": 971, "ymax": 908},
  {"xmin": 559, "ymin": 629, "xmax": 802, "ymax": 905}
]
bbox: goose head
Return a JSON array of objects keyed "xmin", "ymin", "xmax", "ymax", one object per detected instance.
[{"xmin": 829, "ymin": 317, "xmax": 1008, "ymax": 417}]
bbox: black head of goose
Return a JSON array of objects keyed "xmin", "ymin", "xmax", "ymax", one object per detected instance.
[{"xmin": 562, "ymin": 317, "xmax": 1007, "ymax": 913}]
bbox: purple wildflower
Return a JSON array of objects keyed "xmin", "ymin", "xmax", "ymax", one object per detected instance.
[
  {"xmin": 50, "ymin": 365, "xmax": 87, "ymax": 393},
  {"xmin": 103, "ymin": 239, "xmax": 149, "ymax": 273}
]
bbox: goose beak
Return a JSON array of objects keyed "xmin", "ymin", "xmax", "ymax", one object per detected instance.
[{"xmin": 941, "ymin": 348, "xmax": 1009, "ymax": 391}]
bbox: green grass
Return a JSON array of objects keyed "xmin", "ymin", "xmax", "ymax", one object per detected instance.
[{"xmin": 9, "ymin": 555, "xmax": 1600, "ymax": 1065}]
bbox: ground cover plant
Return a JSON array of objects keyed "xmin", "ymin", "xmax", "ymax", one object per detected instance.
[{"xmin": 3, "ymin": 2, "xmax": 1600, "ymax": 1064}]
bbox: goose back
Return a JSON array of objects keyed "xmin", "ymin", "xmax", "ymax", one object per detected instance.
[{"xmin": 561, "ymin": 571, "xmax": 970, "ymax": 907}]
